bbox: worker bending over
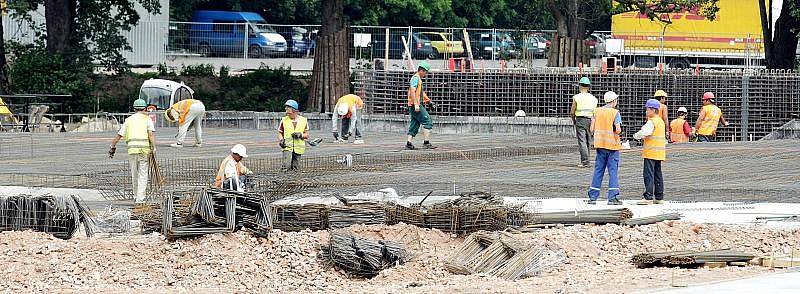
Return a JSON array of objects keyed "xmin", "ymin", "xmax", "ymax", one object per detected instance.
[
  {"xmin": 654, "ymin": 90, "xmax": 669, "ymax": 140},
  {"xmin": 570, "ymin": 77, "xmax": 597, "ymax": 168},
  {"xmin": 694, "ymin": 92, "xmax": 729, "ymax": 142},
  {"xmin": 279, "ymin": 99, "xmax": 309, "ymax": 172},
  {"xmin": 634, "ymin": 99, "xmax": 667, "ymax": 205},
  {"xmin": 332, "ymin": 94, "xmax": 365, "ymax": 144},
  {"xmin": 587, "ymin": 91, "xmax": 623, "ymax": 205},
  {"xmin": 213, "ymin": 144, "xmax": 253, "ymax": 192},
  {"xmin": 109, "ymin": 99, "xmax": 156, "ymax": 204},
  {"xmin": 166, "ymin": 98, "xmax": 206, "ymax": 148},
  {"xmin": 670, "ymin": 107, "xmax": 692, "ymax": 143},
  {"xmin": 406, "ymin": 61, "xmax": 436, "ymax": 150}
]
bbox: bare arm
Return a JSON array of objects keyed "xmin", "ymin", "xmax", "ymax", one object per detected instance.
[
  {"xmin": 614, "ymin": 122, "xmax": 622, "ymax": 134},
  {"xmin": 720, "ymin": 113, "xmax": 729, "ymax": 126},
  {"xmin": 570, "ymin": 100, "xmax": 577, "ymax": 123},
  {"xmin": 111, "ymin": 134, "xmax": 123, "ymax": 148},
  {"xmin": 590, "ymin": 117, "xmax": 595, "ymax": 133},
  {"xmin": 148, "ymin": 131, "xmax": 156, "ymax": 150},
  {"xmin": 694, "ymin": 109, "xmax": 706, "ymax": 130}
]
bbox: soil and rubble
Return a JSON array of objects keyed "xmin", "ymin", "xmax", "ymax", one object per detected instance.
[{"xmin": 2, "ymin": 221, "xmax": 799, "ymax": 293}]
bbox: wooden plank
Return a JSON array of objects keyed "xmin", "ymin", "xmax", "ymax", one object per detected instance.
[{"xmin": 701, "ymin": 261, "xmax": 727, "ymax": 268}]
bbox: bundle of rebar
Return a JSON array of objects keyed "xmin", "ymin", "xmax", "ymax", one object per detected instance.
[
  {"xmin": 320, "ymin": 230, "xmax": 410, "ymax": 278},
  {"xmin": 445, "ymin": 231, "xmax": 564, "ymax": 280},
  {"xmin": 272, "ymin": 203, "xmax": 329, "ymax": 231},
  {"xmin": 621, "ymin": 213, "xmax": 682, "ymax": 226},
  {"xmin": 531, "ymin": 208, "xmax": 633, "ymax": 225},
  {"xmin": 632, "ymin": 249, "xmax": 755, "ymax": 268},
  {"xmin": 328, "ymin": 205, "xmax": 385, "ymax": 229},
  {"xmin": 384, "ymin": 203, "xmax": 424, "ymax": 226},
  {"xmin": 196, "ymin": 188, "xmax": 272, "ymax": 237},
  {"xmin": 0, "ymin": 194, "xmax": 95, "ymax": 239},
  {"xmin": 148, "ymin": 151, "xmax": 165, "ymax": 190},
  {"xmin": 431, "ymin": 191, "xmax": 504, "ymax": 209}
]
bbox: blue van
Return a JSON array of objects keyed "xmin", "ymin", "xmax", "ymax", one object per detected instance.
[{"xmin": 190, "ymin": 10, "xmax": 287, "ymax": 58}]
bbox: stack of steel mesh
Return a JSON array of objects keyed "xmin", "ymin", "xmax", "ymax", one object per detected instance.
[
  {"xmin": 632, "ymin": 249, "xmax": 755, "ymax": 268},
  {"xmin": 271, "ymin": 204, "xmax": 329, "ymax": 231},
  {"xmin": 0, "ymin": 194, "xmax": 95, "ymax": 239},
  {"xmin": 384, "ymin": 203, "xmax": 425, "ymax": 226},
  {"xmin": 328, "ymin": 200, "xmax": 386, "ymax": 229},
  {"xmin": 530, "ymin": 208, "xmax": 633, "ymax": 225},
  {"xmin": 445, "ymin": 231, "xmax": 565, "ymax": 280},
  {"xmin": 320, "ymin": 230, "xmax": 411, "ymax": 278}
]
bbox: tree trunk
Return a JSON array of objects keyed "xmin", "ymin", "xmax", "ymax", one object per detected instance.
[
  {"xmin": 766, "ymin": 0, "xmax": 800, "ymax": 69},
  {"xmin": 45, "ymin": 0, "xmax": 75, "ymax": 55},
  {"xmin": 0, "ymin": 16, "xmax": 10, "ymax": 94},
  {"xmin": 546, "ymin": 0, "xmax": 589, "ymax": 67},
  {"xmin": 308, "ymin": 0, "xmax": 349, "ymax": 112},
  {"xmin": 758, "ymin": 0, "xmax": 773, "ymax": 63}
]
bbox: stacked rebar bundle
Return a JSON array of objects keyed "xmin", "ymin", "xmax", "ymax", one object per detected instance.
[
  {"xmin": 384, "ymin": 203, "xmax": 424, "ymax": 226},
  {"xmin": 328, "ymin": 201, "xmax": 386, "ymax": 229},
  {"xmin": 320, "ymin": 230, "xmax": 410, "ymax": 278},
  {"xmin": 0, "ymin": 194, "xmax": 95, "ymax": 239},
  {"xmin": 621, "ymin": 213, "xmax": 682, "ymax": 226},
  {"xmin": 531, "ymin": 208, "xmax": 633, "ymax": 225},
  {"xmin": 445, "ymin": 231, "xmax": 564, "ymax": 280},
  {"xmin": 271, "ymin": 204, "xmax": 329, "ymax": 231},
  {"xmin": 632, "ymin": 249, "xmax": 755, "ymax": 268},
  {"xmin": 197, "ymin": 188, "xmax": 272, "ymax": 237},
  {"xmin": 157, "ymin": 188, "xmax": 272, "ymax": 239}
]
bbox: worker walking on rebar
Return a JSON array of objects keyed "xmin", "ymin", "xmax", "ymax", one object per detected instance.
[
  {"xmin": 694, "ymin": 92, "xmax": 729, "ymax": 142},
  {"xmin": 213, "ymin": 144, "xmax": 253, "ymax": 192},
  {"xmin": 165, "ymin": 98, "xmax": 206, "ymax": 148},
  {"xmin": 587, "ymin": 91, "xmax": 623, "ymax": 205},
  {"xmin": 279, "ymin": 99, "xmax": 309, "ymax": 172},
  {"xmin": 654, "ymin": 90, "xmax": 669, "ymax": 140},
  {"xmin": 634, "ymin": 99, "xmax": 667, "ymax": 205},
  {"xmin": 332, "ymin": 94, "xmax": 365, "ymax": 144},
  {"xmin": 670, "ymin": 107, "xmax": 692, "ymax": 144},
  {"xmin": 570, "ymin": 77, "xmax": 597, "ymax": 167},
  {"xmin": 109, "ymin": 99, "xmax": 156, "ymax": 204},
  {"xmin": 406, "ymin": 61, "xmax": 436, "ymax": 150}
]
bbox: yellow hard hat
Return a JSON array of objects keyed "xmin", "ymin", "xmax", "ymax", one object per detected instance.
[
  {"xmin": 164, "ymin": 108, "xmax": 178, "ymax": 122},
  {"xmin": 654, "ymin": 90, "xmax": 668, "ymax": 98}
]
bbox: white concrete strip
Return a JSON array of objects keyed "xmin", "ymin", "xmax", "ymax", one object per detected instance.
[
  {"xmin": 0, "ymin": 186, "xmax": 106, "ymax": 202},
  {"xmin": 650, "ymin": 269, "xmax": 800, "ymax": 294}
]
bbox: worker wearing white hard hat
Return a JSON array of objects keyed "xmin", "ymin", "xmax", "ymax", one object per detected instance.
[
  {"xmin": 213, "ymin": 144, "xmax": 253, "ymax": 192},
  {"xmin": 331, "ymin": 94, "xmax": 365, "ymax": 144},
  {"xmin": 587, "ymin": 91, "xmax": 623, "ymax": 205},
  {"xmin": 669, "ymin": 106, "xmax": 692, "ymax": 143}
]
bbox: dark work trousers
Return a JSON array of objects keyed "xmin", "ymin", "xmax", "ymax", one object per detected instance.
[
  {"xmin": 696, "ymin": 134, "xmax": 715, "ymax": 142},
  {"xmin": 575, "ymin": 117, "xmax": 592, "ymax": 165},
  {"xmin": 340, "ymin": 117, "xmax": 362, "ymax": 139},
  {"xmin": 642, "ymin": 158, "xmax": 664, "ymax": 200}
]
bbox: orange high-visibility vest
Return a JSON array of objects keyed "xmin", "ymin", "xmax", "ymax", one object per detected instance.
[
  {"xmin": 643, "ymin": 116, "xmax": 666, "ymax": 161},
  {"xmin": 592, "ymin": 107, "xmax": 621, "ymax": 150},
  {"xmin": 670, "ymin": 118, "xmax": 689, "ymax": 143},
  {"xmin": 697, "ymin": 104, "xmax": 722, "ymax": 136},
  {"xmin": 214, "ymin": 155, "xmax": 247, "ymax": 188},
  {"xmin": 171, "ymin": 99, "xmax": 196, "ymax": 125}
]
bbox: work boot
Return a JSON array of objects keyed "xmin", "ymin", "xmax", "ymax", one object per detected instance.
[
  {"xmin": 353, "ymin": 139, "xmax": 364, "ymax": 145},
  {"xmin": 637, "ymin": 199, "xmax": 652, "ymax": 205},
  {"xmin": 193, "ymin": 143, "xmax": 202, "ymax": 148},
  {"xmin": 423, "ymin": 141, "xmax": 437, "ymax": 149},
  {"xmin": 587, "ymin": 199, "xmax": 597, "ymax": 205},
  {"xmin": 607, "ymin": 198, "xmax": 623, "ymax": 205},
  {"xmin": 653, "ymin": 200, "xmax": 665, "ymax": 204},
  {"xmin": 170, "ymin": 143, "xmax": 183, "ymax": 148},
  {"xmin": 405, "ymin": 141, "xmax": 415, "ymax": 150}
]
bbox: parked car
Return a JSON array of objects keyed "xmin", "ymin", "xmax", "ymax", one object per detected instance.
[
  {"xmin": 189, "ymin": 10, "xmax": 288, "ymax": 58},
  {"xmin": 516, "ymin": 35, "xmax": 548, "ymax": 58},
  {"xmin": 370, "ymin": 32, "xmax": 435, "ymax": 59},
  {"xmin": 419, "ymin": 32, "xmax": 465, "ymax": 58},
  {"xmin": 586, "ymin": 33, "xmax": 607, "ymax": 56},
  {"xmin": 139, "ymin": 79, "xmax": 195, "ymax": 110},
  {"xmin": 278, "ymin": 27, "xmax": 314, "ymax": 57},
  {"xmin": 468, "ymin": 32, "xmax": 518, "ymax": 59}
]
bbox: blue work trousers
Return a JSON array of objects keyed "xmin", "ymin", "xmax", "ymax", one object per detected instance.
[{"xmin": 587, "ymin": 148, "xmax": 620, "ymax": 201}]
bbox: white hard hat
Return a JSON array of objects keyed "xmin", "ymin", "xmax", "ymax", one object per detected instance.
[
  {"xmin": 231, "ymin": 144, "xmax": 248, "ymax": 158},
  {"xmin": 603, "ymin": 91, "xmax": 619, "ymax": 103},
  {"xmin": 336, "ymin": 103, "xmax": 349, "ymax": 116},
  {"xmin": 678, "ymin": 107, "xmax": 688, "ymax": 113},
  {"xmin": 514, "ymin": 110, "xmax": 526, "ymax": 117}
]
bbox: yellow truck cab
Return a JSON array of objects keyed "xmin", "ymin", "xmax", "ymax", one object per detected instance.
[{"xmin": 420, "ymin": 32, "xmax": 464, "ymax": 58}]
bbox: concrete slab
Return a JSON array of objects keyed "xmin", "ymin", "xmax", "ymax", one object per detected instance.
[{"xmin": 650, "ymin": 269, "xmax": 800, "ymax": 294}]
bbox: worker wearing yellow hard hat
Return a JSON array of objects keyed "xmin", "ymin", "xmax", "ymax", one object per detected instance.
[
  {"xmin": 653, "ymin": 90, "xmax": 669, "ymax": 141},
  {"xmin": 332, "ymin": 94, "xmax": 365, "ymax": 144}
]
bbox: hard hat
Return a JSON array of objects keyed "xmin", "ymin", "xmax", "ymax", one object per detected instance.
[
  {"xmin": 164, "ymin": 108, "xmax": 178, "ymax": 122},
  {"xmin": 133, "ymin": 99, "xmax": 147, "ymax": 109},
  {"xmin": 645, "ymin": 99, "xmax": 661, "ymax": 110},
  {"xmin": 603, "ymin": 91, "xmax": 619, "ymax": 103},
  {"xmin": 579, "ymin": 77, "xmax": 591, "ymax": 86},
  {"xmin": 654, "ymin": 90, "xmax": 668, "ymax": 97},
  {"xmin": 336, "ymin": 103, "xmax": 349, "ymax": 116},
  {"xmin": 418, "ymin": 61, "xmax": 431, "ymax": 72},
  {"xmin": 702, "ymin": 92, "xmax": 715, "ymax": 100},
  {"xmin": 285, "ymin": 99, "xmax": 299, "ymax": 110},
  {"xmin": 231, "ymin": 144, "xmax": 248, "ymax": 158},
  {"xmin": 514, "ymin": 110, "xmax": 526, "ymax": 117},
  {"xmin": 678, "ymin": 107, "xmax": 688, "ymax": 113}
]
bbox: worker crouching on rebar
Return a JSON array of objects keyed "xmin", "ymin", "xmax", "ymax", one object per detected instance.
[
  {"xmin": 406, "ymin": 61, "xmax": 436, "ymax": 150},
  {"xmin": 213, "ymin": 144, "xmax": 253, "ymax": 192},
  {"xmin": 165, "ymin": 98, "xmax": 206, "ymax": 148},
  {"xmin": 279, "ymin": 99, "xmax": 309, "ymax": 172},
  {"xmin": 332, "ymin": 94, "xmax": 365, "ymax": 144},
  {"xmin": 571, "ymin": 77, "xmax": 598, "ymax": 168},
  {"xmin": 694, "ymin": 92, "xmax": 729, "ymax": 142},
  {"xmin": 109, "ymin": 99, "xmax": 156, "ymax": 204},
  {"xmin": 634, "ymin": 99, "xmax": 667, "ymax": 205},
  {"xmin": 587, "ymin": 91, "xmax": 623, "ymax": 205}
]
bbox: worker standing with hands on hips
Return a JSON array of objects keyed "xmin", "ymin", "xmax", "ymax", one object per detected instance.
[
  {"xmin": 406, "ymin": 61, "xmax": 436, "ymax": 150},
  {"xmin": 654, "ymin": 90, "xmax": 669, "ymax": 140},
  {"xmin": 332, "ymin": 94, "xmax": 365, "ymax": 144},
  {"xmin": 670, "ymin": 107, "xmax": 692, "ymax": 143},
  {"xmin": 634, "ymin": 99, "xmax": 667, "ymax": 205},
  {"xmin": 570, "ymin": 77, "xmax": 598, "ymax": 168},
  {"xmin": 109, "ymin": 99, "xmax": 156, "ymax": 204},
  {"xmin": 213, "ymin": 144, "xmax": 253, "ymax": 192},
  {"xmin": 165, "ymin": 98, "xmax": 206, "ymax": 148},
  {"xmin": 694, "ymin": 92, "xmax": 729, "ymax": 142},
  {"xmin": 279, "ymin": 99, "xmax": 309, "ymax": 172},
  {"xmin": 587, "ymin": 91, "xmax": 623, "ymax": 205}
]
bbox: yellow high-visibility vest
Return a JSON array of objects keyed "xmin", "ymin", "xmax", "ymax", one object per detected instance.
[
  {"xmin": 125, "ymin": 113, "xmax": 151, "ymax": 155},
  {"xmin": 282, "ymin": 115, "xmax": 308, "ymax": 155},
  {"xmin": 171, "ymin": 99, "xmax": 196, "ymax": 125},
  {"xmin": 697, "ymin": 104, "xmax": 722, "ymax": 136},
  {"xmin": 643, "ymin": 116, "xmax": 666, "ymax": 161},
  {"xmin": 592, "ymin": 107, "xmax": 621, "ymax": 151},
  {"xmin": 0, "ymin": 97, "xmax": 11, "ymax": 115},
  {"xmin": 573, "ymin": 93, "xmax": 597, "ymax": 118}
]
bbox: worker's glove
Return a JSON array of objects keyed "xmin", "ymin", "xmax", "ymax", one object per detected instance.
[
  {"xmin": 333, "ymin": 132, "xmax": 339, "ymax": 140},
  {"xmin": 279, "ymin": 139, "xmax": 287, "ymax": 149},
  {"xmin": 414, "ymin": 105, "xmax": 420, "ymax": 112},
  {"xmin": 108, "ymin": 147, "xmax": 116, "ymax": 159},
  {"xmin": 427, "ymin": 101, "xmax": 437, "ymax": 109},
  {"xmin": 291, "ymin": 132, "xmax": 303, "ymax": 139}
]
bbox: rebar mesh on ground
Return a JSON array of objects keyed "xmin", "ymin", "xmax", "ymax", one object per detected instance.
[{"xmin": 0, "ymin": 194, "xmax": 95, "ymax": 239}]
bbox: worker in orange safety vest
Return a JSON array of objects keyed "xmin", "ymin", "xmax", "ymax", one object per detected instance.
[
  {"xmin": 213, "ymin": 144, "xmax": 253, "ymax": 192},
  {"xmin": 669, "ymin": 107, "xmax": 692, "ymax": 143}
]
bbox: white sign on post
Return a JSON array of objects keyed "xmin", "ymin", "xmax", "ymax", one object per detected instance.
[{"xmin": 353, "ymin": 33, "xmax": 372, "ymax": 47}]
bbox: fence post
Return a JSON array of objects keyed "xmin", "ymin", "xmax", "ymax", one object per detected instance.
[
  {"xmin": 741, "ymin": 74, "xmax": 750, "ymax": 141},
  {"xmin": 243, "ymin": 23, "xmax": 249, "ymax": 59},
  {"xmin": 384, "ymin": 27, "xmax": 390, "ymax": 66},
  {"xmin": 492, "ymin": 28, "xmax": 497, "ymax": 61}
]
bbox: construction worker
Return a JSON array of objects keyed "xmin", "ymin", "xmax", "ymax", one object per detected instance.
[
  {"xmin": 278, "ymin": 99, "xmax": 309, "ymax": 172},
  {"xmin": 332, "ymin": 94, "xmax": 365, "ymax": 144},
  {"xmin": 694, "ymin": 92, "xmax": 729, "ymax": 142},
  {"xmin": 0, "ymin": 97, "xmax": 18, "ymax": 131},
  {"xmin": 669, "ymin": 107, "xmax": 692, "ymax": 143},
  {"xmin": 570, "ymin": 77, "xmax": 597, "ymax": 167},
  {"xmin": 587, "ymin": 91, "xmax": 623, "ymax": 205},
  {"xmin": 213, "ymin": 144, "xmax": 253, "ymax": 192},
  {"xmin": 634, "ymin": 99, "xmax": 667, "ymax": 205},
  {"xmin": 109, "ymin": 99, "xmax": 155, "ymax": 204},
  {"xmin": 406, "ymin": 61, "xmax": 436, "ymax": 150},
  {"xmin": 654, "ymin": 90, "xmax": 669, "ymax": 140},
  {"xmin": 165, "ymin": 98, "xmax": 206, "ymax": 148}
]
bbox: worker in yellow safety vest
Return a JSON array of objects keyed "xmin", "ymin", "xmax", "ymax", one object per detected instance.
[
  {"xmin": 0, "ymin": 97, "xmax": 18, "ymax": 131},
  {"xmin": 669, "ymin": 107, "xmax": 692, "ymax": 143},
  {"xmin": 654, "ymin": 90, "xmax": 669, "ymax": 140},
  {"xmin": 332, "ymin": 94, "xmax": 365, "ymax": 144},
  {"xmin": 587, "ymin": 91, "xmax": 623, "ymax": 205},
  {"xmin": 109, "ymin": 99, "xmax": 156, "ymax": 203},
  {"xmin": 634, "ymin": 99, "xmax": 667, "ymax": 205},
  {"xmin": 213, "ymin": 144, "xmax": 253, "ymax": 192},
  {"xmin": 570, "ymin": 77, "xmax": 598, "ymax": 168},
  {"xmin": 694, "ymin": 92, "xmax": 729, "ymax": 142},
  {"xmin": 165, "ymin": 98, "xmax": 206, "ymax": 148},
  {"xmin": 278, "ymin": 99, "xmax": 309, "ymax": 172}
]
